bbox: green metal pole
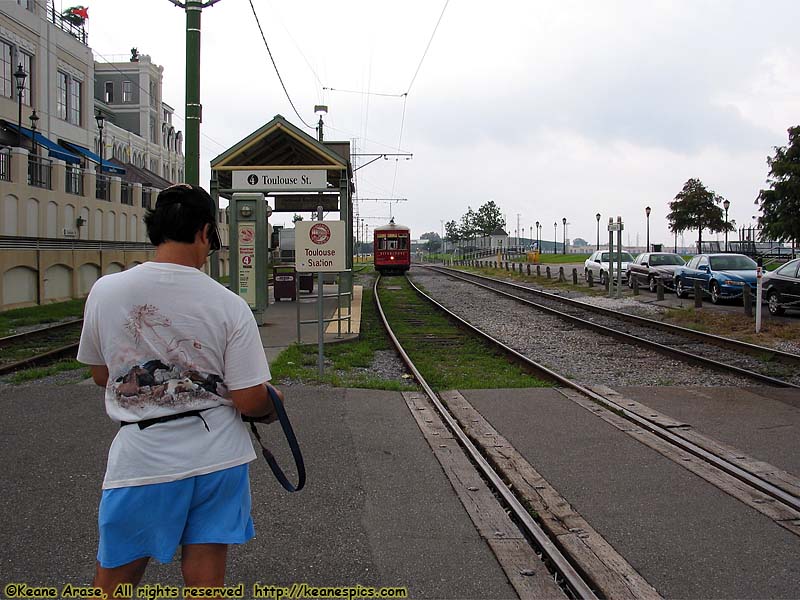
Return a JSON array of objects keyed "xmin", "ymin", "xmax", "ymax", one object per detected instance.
[{"xmin": 185, "ymin": 0, "xmax": 202, "ymax": 185}]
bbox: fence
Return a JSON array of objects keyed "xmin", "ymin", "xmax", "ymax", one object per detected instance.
[
  {"xmin": 96, "ymin": 174, "xmax": 110, "ymax": 201},
  {"xmin": 121, "ymin": 182, "xmax": 132, "ymax": 205},
  {"xmin": 27, "ymin": 155, "xmax": 52, "ymax": 189},
  {"xmin": 0, "ymin": 149, "xmax": 10, "ymax": 182}
]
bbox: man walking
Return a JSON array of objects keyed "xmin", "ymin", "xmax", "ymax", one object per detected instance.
[{"xmin": 78, "ymin": 184, "xmax": 279, "ymax": 595}]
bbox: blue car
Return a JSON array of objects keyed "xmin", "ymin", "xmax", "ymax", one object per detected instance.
[{"xmin": 673, "ymin": 253, "xmax": 758, "ymax": 304}]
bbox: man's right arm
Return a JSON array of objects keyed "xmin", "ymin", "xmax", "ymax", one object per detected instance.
[{"xmin": 229, "ymin": 382, "xmax": 284, "ymax": 423}]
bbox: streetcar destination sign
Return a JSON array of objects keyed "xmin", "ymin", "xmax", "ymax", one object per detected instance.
[{"xmin": 232, "ymin": 169, "xmax": 328, "ymax": 191}]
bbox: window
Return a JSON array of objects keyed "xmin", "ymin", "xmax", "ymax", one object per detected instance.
[
  {"xmin": 0, "ymin": 40, "xmax": 12, "ymax": 98},
  {"xmin": 57, "ymin": 71, "xmax": 67, "ymax": 120},
  {"xmin": 149, "ymin": 79, "xmax": 156, "ymax": 107},
  {"xmin": 122, "ymin": 80, "xmax": 132, "ymax": 102},
  {"xmin": 69, "ymin": 78, "xmax": 81, "ymax": 125},
  {"xmin": 149, "ymin": 116, "xmax": 156, "ymax": 143},
  {"xmin": 104, "ymin": 81, "xmax": 113, "ymax": 103}
]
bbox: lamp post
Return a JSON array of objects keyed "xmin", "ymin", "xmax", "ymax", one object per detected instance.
[
  {"xmin": 596, "ymin": 212, "xmax": 601, "ymax": 250},
  {"xmin": 553, "ymin": 222, "xmax": 557, "ymax": 254},
  {"xmin": 535, "ymin": 221, "xmax": 540, "ymax": 251},
  {"xmin": 14, "ymin": 64, "xmax": 27, "ymax": 148},
  {"xmin": 29, "ymin": 110, "xmax": 39, "ymax": 156},
  {"xmin": 645, "ymin": 206, "xmax": 651, "ymax": 252},
  {"xmin": 562, "ymin": 217, "xmax": 567, "ymax": 254},
  {"xmin": 96, "ymin": 111, "xmax": 105, "ymax": 199},
  {"xmin": 723, "ymin": 199, "xmax": 730, "ymax": 252}
]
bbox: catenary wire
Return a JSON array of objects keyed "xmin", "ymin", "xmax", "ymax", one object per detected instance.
[{"xmin": 247, "ymin": 0, "xmax": 314, "ymax": 129}]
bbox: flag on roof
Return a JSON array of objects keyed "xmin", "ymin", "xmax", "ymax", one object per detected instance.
[{"xmin": 62, "ymin": 6, "xmax": 89, "ymax": 26}]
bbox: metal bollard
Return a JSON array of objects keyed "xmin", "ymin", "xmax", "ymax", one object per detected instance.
[
  {"xmin": 558, "ymin": 266, "xmax": 565, "ymax": 282},
  {"xmin": 572, "ymin": 268, "xmax": 578, "ymax": 285},
  {"xmin": 536, "ymin": 265, "xmax": 541, "ymax": 277},
  {"xmin": 656, "ymin": 279, "xmax": 664, "ymax": 301},
  {"xmin": 604, "ymin": 276, "xmax": 609, "ymax": 292},
  {"xmin": 505, "ymin": 262, "xmax": 509, "ymax": 271},
  {"xmin": 694, "ymin": 281, "xmax": 703, "ymax": 308},
  {"xmin": 527, "ymin": 264, "xmax": 531, "ymax": 276},
  {"xmin": 632, "ymin": 277, "xmax": 639, "ymax": 296},
  {"xmin": 546, "ymin": 266, "xmax": 551, "ymax": 279},
  {"xmin": 743, "ymin": 285, "xmax": 753, "ymax": 317},
  {"xmin": 587, "ymin": 270, "xmax": 594, "ymax": 287}
]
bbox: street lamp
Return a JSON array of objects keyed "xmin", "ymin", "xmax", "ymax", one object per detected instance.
[
  {"xmin": 595, "ymin": 213, "xmax": 601, "ymax": 250},
  {"xmin": 535, "ymin": 221, "xmax": 540, "ymax": 251},
  {"xmin": 562, "ymin": 217, "xmax": 567, "ymax": 254},
  {"xmin": 14, "ymin": 64, "xmax": 27, "ymax": 148},
  {"xmin": 553, "ymin": 222, "xmax": 557, "ymax": 254},
  {"xmin": 95, "ymin": 110, "xmax": 106, "ymax": 165},
  {"xmin": 29, "ymin": 110, "xmax": 39, "ymax": 156},
  {"xmin": 723, "ymin": 199, "xmax": 730, "ymax": 252},
  {"xmin": 645, "ymin": 206, "xmax": 651, "ymax": 252}
]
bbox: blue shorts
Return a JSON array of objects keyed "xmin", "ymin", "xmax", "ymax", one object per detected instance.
[{"xmin": 97, "ymin": 464, "xmax": 255, "ymax": 569}]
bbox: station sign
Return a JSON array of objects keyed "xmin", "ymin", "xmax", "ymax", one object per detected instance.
[
  {"xmin": 232, "ymin": 169, "xmax": 328, "ymax": 191},
  {"xmin": 237, "ymin": 222, "xmax": 257, "ymax": 308},
  {"xmin": 273, "ymin": 194, "xmax": 339, "ymax": 212},
  {"xmin": 295, "ymin": 220, "xmax": 346, "ymax": 273}
]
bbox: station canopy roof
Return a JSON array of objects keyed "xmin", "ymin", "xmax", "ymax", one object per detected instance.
[{"xmin": 210, "ymin": 114, "xmax": 352, "ymax": 198}]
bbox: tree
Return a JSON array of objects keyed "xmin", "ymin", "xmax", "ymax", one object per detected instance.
[
  {"xmin": 757, "ymin": 125, "xmax": 800, "ymax": 245},
  {"xmin": 420, "ymin": 231, "xmax": 442, "ymax": 253},
  {"xmin": 667, "ymin": 178, "xmax": 731, "ymax": 251},
  {"xmin": 475, "ymin": 200, "xmax": 506, "ymax": 237},
  {"xmin": 444, "ymin": 220, "xmax": 460, "ymax": 246},
  {"xmin": 459, "ymin": 207, "xmax": 478, "ymax": 248}
]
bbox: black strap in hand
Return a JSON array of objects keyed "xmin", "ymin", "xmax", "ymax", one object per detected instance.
[{"xmin": 248, "ymin": 386, "xmax": 305, "ymax": 493}]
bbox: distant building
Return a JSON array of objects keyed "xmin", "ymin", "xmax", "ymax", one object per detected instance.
[{"xmin": 0, "ymin": 3, "xmax": 188, "ymax": 309}]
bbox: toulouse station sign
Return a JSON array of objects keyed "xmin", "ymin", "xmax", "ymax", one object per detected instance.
[
  {"xmin": 295, "ymin": 221, "xmax": 346, "ymax": 273},
  {"xmin": 232, "ymin": 169, "xmax": 328, "ymax": 191}
]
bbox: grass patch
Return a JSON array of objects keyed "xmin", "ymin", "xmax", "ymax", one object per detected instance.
[
  {"xmin": 379, "ymin": 275, "xmax": 550, "ymax": 390},
  {"xmin": 270, "ymin": 283, "xmax": 417, "ymax": 390},
  {"xmin": 662, "ymin": 306, "xmax": 800, "ymax": 348},
  {"xmin": 0, "ymin": 299, "xmax": 85, "ymax": 336},
  {"xmin": 5, "ymin": 359, "xmax": 87, "ymax": 384}
]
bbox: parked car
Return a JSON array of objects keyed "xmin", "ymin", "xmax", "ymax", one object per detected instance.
[
  {"xmin": 627, "ymin": 252, "xmax": 686, "ymax": 292},
  {"xmin": 673, "ymin": 253, "xmax": 757, "ymax": 304},
  {"xmin": 584, "ymin": 251, "xmax": 635, "ymax": 286},
  {"xmin": 762, "ymin": 258, "xmax": 800, "ymax": 315}
]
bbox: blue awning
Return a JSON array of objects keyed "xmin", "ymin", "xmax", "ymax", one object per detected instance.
[
  {"xmin": 59, "ymin": 140, "xmax": 126, "ymax": 175},
  {"xmin": 4, "ymin": 122, "xmax": 81, "ymax": 164}
]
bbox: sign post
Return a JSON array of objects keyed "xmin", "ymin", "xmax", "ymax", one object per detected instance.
[
  {"xmin": 295, "ymin": 207, "xmax": 346, "ymax": 376},
  {"xmin": 755, "ymin": 266, "xmax": 763, "ymax": 333},
  {"xmin": 230, "ymin": 192, "xmax": 268, "ymax": 325}
]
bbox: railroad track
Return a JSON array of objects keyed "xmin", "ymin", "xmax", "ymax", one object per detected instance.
[
  {"xmin": 0, "ymin": 319, "xmax": 83, "ymax": 376},
  {"xmin": 424, "ymin": 265, "xmax": 800, "ymax": 388},
  {"xmin": 374, "ymin": 271, "xmax": 800, "ymax": 598}
]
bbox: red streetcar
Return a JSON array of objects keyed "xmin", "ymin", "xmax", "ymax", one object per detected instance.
[{"xmin": 373, "ymin": 218, "xmax": 411, "ymax": 273}]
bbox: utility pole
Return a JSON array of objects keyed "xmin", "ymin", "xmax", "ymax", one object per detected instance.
[{"xmin": 169, "ymin": 0, "xmax": 222, "ymax": 186}]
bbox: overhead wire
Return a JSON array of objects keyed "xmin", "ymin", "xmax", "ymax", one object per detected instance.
[{"xmin": 247, "ymin": 0, "xmax": 315, "ymax": 129}]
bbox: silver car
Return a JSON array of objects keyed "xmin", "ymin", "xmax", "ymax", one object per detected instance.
[{"xmin": 584, "ymin": 250, "xmax": 635, "ymax": 286}]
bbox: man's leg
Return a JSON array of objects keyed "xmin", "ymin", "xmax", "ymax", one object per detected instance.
[
  {"xmin": 181, "ymin": 543, "xmax": 228, "ymax": 586},
  {"xmin": 94, "ymin": 557, "xmax": 150, "ymax": 599}
]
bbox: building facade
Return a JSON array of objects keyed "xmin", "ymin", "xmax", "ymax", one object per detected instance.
[{"xmin": 0, "ymin": 3, "xmax": 193, "ymax": 310}]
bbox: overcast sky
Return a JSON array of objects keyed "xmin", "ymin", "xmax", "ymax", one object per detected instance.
[{"xmin": 84, "ymin": 0, "xmax": 800, "ymax": 248}]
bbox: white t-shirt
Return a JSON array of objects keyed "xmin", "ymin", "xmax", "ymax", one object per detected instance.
[{"xmin": 77, "ymin": 261, "xmax": 270, "ymax": 489}]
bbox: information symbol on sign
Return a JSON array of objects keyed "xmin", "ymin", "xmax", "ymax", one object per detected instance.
[
  {"xmin": 242, "ymin": 255, "xmax": 253, "ymax": 267},
  {"xmin": 247, "ymin": 174, "xmax": 258, "ymax": 185}
]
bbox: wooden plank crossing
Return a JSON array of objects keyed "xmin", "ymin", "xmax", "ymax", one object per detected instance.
[{"xmin": 403, "ymin": 392, "xmax": 567, "ymax": 599}]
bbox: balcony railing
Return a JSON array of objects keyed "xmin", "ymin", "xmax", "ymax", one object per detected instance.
[
  {"xmin": 96, "ymin": 174, "xmax": 110, "ymax": 201},
  {"xmin": 65, "ymin": 165, "xmax": 83, "ymax": 195},
  {"xmin": 0, "ymin": 150, "xmax": 10, "ymax": 182},
  {"xmin": 28, "ymin": 155, "xmax": 52, "ymax": 189},
  {"xmin": 142, "ymin": 189, "xmax": 153, "ymax": 209},
  {"xmin": 47, "ymin": 4, "xmax": 88, "ymax": 45},
  {"xmin": 121, "ymin": 182, "xmax": 133, "ymax": 205}
]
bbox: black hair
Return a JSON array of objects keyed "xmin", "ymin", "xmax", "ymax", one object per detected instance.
[{"xmin": 144, "ymin": 184, "xmax": 220, "ymax": 250}]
